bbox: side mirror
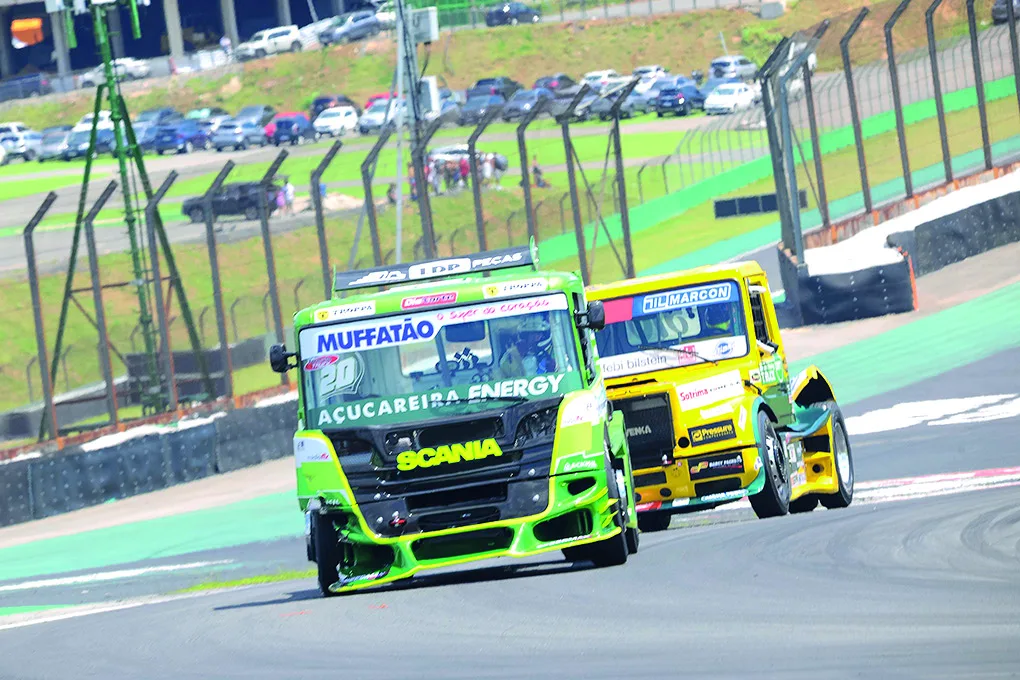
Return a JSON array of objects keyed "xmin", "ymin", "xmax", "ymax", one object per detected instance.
[
  {"xmin": 269, "ymin": 343, "xmax": 297, "ymax": 373},
  {"xmin": 576, "ymin": 300, "xmax": 605, "ymax": 331}
]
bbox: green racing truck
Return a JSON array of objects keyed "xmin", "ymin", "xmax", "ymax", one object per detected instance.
[{"xmin": 269, "ymin": 243, "xmax": 639, "ymax": 595}]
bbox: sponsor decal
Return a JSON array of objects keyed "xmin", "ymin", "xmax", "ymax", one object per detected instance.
[
  {"xmin": 753, "ymin": 454, "xmax": 763, "ymax": 472},
  {"xmin": 626, "ymin": 424, "xmax": 653, "ymax": 438},
  {"xmin": 294, "ymin": 437, "xmax": 332, "ymax": 465},
  {"xmin": 637, "ymin": 282, "xmax": 737, "ymax": 316},
  {"xmin": 636, "ymin": 501, "xmax": 663, "ymax": 512},
  {"xmin": 759, "ymin": 356, "xmax": 784, "ymax": 384},
  {"xmin": 671, "ymin": 498, "xmax": 690, "ymax": 508},
  {"xmin": 304, "ymin": 354, "xmax": 339, "ymax": 371},
  {"xmin": 688, "ymin": 452, "xmax": 744, "ymax": 480},
  {"xmin": 401, "ymin": 291, "xmax": 457, "ymax": 310},
  {"xmin": 313, "ymin": 319, "xmax": 436, "ymax": 354},
  {"xmin": 318, "ymin": 354, "xmax": 365, "ymax": 398},
  {"xmin": 688, "ymin": 420, "xmax": 737, "ymax": 446},
  {"xmin": 397, "ymin": 438, "xmax": 503, "ymax": 471},
  {"xmin": 409, "ymin": 257, "xmax": 471, "ymax": 280},
  {"xmin": 483, "ymin": 278, "xmax": 548, "ymax": 299},
  {"xmin": 349, "ymin": 270, "xmax": 406, "ymax": 286},
  {"xmin": 564, "ymin": 459, "xmax": 599, "ymax": 472},
  {"xmin": 716, "ymin": 340, "xmax": 734, "ymax": 357},
  {"xmin": 675, "ymin": 370, "xmax": 744, "ymax": 412},
  {"xmin": 738, "ymin": 405, "xmax": 748, "ymax": 431},
  {"xmin": 311, "ymin": 373, "xmax": 574, "ymax": 428},
  {"xmin": 314, "ymin": 301, "xmax": 376, "ymax": 322},
  {"xmin": 791, "ymin": 470, "xmax": 807, "ymax": 488},
  {"xmin": 749, "ymin": 369, "xmax": 761, "ymax": 383},
  {"xmin": 700, "ymin": 489, "xmax": 747, "ymax": 503},
  {"xmin": 599, "ymin": 337, "xmax": 747, "ymax": 380}
]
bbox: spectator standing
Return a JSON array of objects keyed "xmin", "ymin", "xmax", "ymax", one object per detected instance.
[
  {"xmin": 284, "ymin": 178, "xmax": 296, "ymax": 215},
  {"xmin": 459, "ymin": 156, "xmax": 470, "ymax": 188},
  {"xmin": 219, "ymin": 34, "xmax": 232, "ymax": 59},
  {"xmin": 431, "ymin": 159, "xmax": 443, "ymax": 196},
  {"xmin": 386, "ymin": 183, "xmax": 397, "ymax": 205},
  {"xmin": 274, "ymin": 187, "xmax": 286, "ymax": 217},
  {"xmin": 532, "ymin": 155, "xmax": 549, "ymax": 188},
  {"xmin": 482, "ymin": 153, "xmax": 494, "ymax": 187}
]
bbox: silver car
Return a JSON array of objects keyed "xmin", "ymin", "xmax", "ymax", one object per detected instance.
[
  {"xmin": 708, "ymin": 55, "xmax": 758, "ymax": 81},
  {"xmin": 38, "ymin": 130, "xmax": 70, "ymax": 161},
  {"xmin": 211, "ymin": 119, "xmax": 268, "ymax": 151},
  {"xmin": 0, "ymin": 128, "xmax": 43, "ymax": 162}
]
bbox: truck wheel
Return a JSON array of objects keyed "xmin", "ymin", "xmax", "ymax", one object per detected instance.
[
  {"xmin": 819, "ymin": 405, "xmax": 854, "ymax": 509},
  {"xmin": 749, "ymin": 411, "xmax": 791, "ymax": 519},
  {"xmin": 638, "ymin": 512, "xmax": 671, "ymax": 532},
  {"xmin": 313, "ymin": 513, "xmax": 341, "ymax": 597},
  {"xmin": 562, "ymin": 452, "xmax": 629, "ymax": 567}
]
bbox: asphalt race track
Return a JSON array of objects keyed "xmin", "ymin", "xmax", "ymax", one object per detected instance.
[{"xmin": 0, "ymin": 350, "xmax": 1017, "ymax": 678}]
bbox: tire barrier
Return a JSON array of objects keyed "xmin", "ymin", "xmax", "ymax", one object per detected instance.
[
  {"xmin": 0, "ymin": 398, "xmax": 298, "ymax": 528},
  {"xmin": 794, "ymin": 256, "xmax": 916, "ymax": 325}
]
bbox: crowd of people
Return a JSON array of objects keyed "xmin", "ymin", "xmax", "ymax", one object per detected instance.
[{"xmin": 405, "ymin": 152, "xmax": 505, "ymax": 202}]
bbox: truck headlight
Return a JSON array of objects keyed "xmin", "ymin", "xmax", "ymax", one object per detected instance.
[{"xmin": 514, "ymin": 406, "xmax": 558, "ymax": 448}]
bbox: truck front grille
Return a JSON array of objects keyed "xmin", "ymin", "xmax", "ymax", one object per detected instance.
[{"xmin": 613, "ymin": 393, "xmax": 676, "ymax": 471}]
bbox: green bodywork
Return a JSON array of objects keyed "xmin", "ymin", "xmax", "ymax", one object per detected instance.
[{"xmin": 289, "ymin": 268, "xmax": 636, "ymax": 593}]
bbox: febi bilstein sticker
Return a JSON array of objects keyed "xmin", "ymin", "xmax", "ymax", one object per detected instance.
[
  {"xmin": 688, "ymin": 420, "xmax": 737, "ymax": 446},
  {"xmin": 397, "ymin": 438, "xmax": 503, "ymax": 471},
  {"xmin": 401, "ymin": 292, "xmax": 457, "ymax": 310},
  {"xmin": 304, "ymin": 354, "xmax": 340, "ymax": 371}
]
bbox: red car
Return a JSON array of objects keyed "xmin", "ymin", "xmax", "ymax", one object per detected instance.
[
  {"xmin": 264, "ymin": 111, "xmax": 304, "ymax": 138},
  {"xmin": 363, "ymin": 92, "xmax": 394, "ymax": 111}
]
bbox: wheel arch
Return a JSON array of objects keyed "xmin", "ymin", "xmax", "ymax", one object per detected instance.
[{"xmin": 790, "ymin": 365, "xmax": 837, "ymax": 408}]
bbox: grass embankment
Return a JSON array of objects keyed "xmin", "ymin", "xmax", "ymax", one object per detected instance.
[{"xmin": 0, "ymin": 0, "xmax": 992, "ymax": 131}]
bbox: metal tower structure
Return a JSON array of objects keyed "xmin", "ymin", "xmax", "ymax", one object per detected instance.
[{"xmin": 41, "ymin": 0, "xmax": 211, "ymax": 437}]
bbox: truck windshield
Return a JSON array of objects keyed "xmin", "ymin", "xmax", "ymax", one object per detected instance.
[
  {"xmin": 594, "ymin": 280, "xmax": 748, "ymax": 379},
  {"xmin": 299, "ymin": 293, "xmax": 583, "ymax": 429}
]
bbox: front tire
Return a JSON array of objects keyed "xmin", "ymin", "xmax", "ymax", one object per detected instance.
[
  {"xmin": 820, "ymin": 405, "xmax": 854, "ymax": 509},
  {"xmin": 563, "ymin": 452, "xmax": 629, "ymax": 567},
  {"xmin": 638, "ymin": 511, "xmax": 671, "ymax": 532},
  {"xmin": 244, "ymin": 206, "xmax": 259, "ymax": 221},
  {"xmin": 312, "ymin": 513, "xmax": 341, "ymax": 597},
  {"xmin": 188, "ymin": 207, "xmax": 204, "ymax": 223},
  {"xmin": 749, "ymin": 411, "xmax": 791, "ymax": 519}
]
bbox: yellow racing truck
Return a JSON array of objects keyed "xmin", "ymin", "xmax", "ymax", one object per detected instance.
[{"xmin": 587, "ymin": 262, "xmax": 854, "ymax": 531}]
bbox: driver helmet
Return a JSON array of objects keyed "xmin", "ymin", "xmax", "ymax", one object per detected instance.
[
  {"xmin": 517, "ymin": 315, "xmax": 553, "ymax": 352},
  {"xmin": 704, "ymin": 303, "xmax": 732, "ymax": 332}
]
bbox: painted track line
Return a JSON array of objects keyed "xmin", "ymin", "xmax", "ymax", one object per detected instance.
[{"xmin": 0, "ymin": 560, "xmax": 233, "ymax": 593}]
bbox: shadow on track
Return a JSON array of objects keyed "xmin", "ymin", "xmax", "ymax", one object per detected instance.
[{"xmin": 213, "ymin": 558, "xmax": 595, "ymax": 610}]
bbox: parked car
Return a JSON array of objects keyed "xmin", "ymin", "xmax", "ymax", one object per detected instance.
[
  {"xmin": 363, "ymin": 92, "xmax": 394, "ymax": 110},
  {"xmin": 272, "ymin": 114, "xmax": 317, "ymax": 145},
  {"xmin": 704, "ymin": 82, "xmax": 756, "ymax": 114},
  {"xmin": 374, "ymin": 0, "xmax": 396, "ymax": 28},
  {"xmin": 41, "ymin": 124, "xmax": 73, "ymax": 136},
  {"xmin": 653, "ymin": 87, "xmax": 691, "ymax": 117},
  {"xmin": 314, "ymin": 106, "xmax": 359, "ymax": 137},
  {"xmin": 501, "ymin": 88, "xmax": 553, "ymax": 121},
  {"xmin": 133, "ymin": 108, "xmax": 181, "ymax": 152},
  {"xmin": 196, "ymin": 114, "xmax": 232, "ymax": 135},
  {"xmin": 311, "ymin": 94, "xmax": 362, "ymax": 119},
  {"xmin": 993, "ymin": 0, "xmax": 1020, "ymax": 23},
  {"xmin": 533, "ymin": 73, "xmax": 576, "ymax": 93},
  {"xmin": 485, "ymin": 2, "xmax": 541, "ymax": 26},
  {"xmin": 426, "ymin": 99, "xmax": 462, "ymax": 127},
  {"xmin": 633, "ymin": 64, "xmax": 668, "ymax": 80},
  {"xmin": 358, "ymin": 99, "xmax": 406, "ymax": 134},
  {"xmin": 62, "ymin": 128, "xmax": 116, "ymax": 160},
  {"xmin": 0, "ymin": 127, "xmax": 42, "ymax": 162},
  {"xmin": 467, "ymin": 76, "xmax": 523, "ymax": 101},
  {"xmin": 182, "ymin": 182, "xmax": 280, "ymax": 223},
  {"xmin": 320, "ymin": 11, "xmax": 380, "ymax": 45},
  {"xmin": 582, "ymin": 69, "xmax": 620, "ymax": 92},
  {"xmin": 458, "ymin": 94, "xmax": 505, "ymax": 126},
  {"xmin": 212, "ymin": 119, "xmax": 268, "ymax": 151},
  {"xmin": 265, "ymin": 111, "xmax": 305, "ymax": 138},
  {"xmin": 547, "ymin": 88, "xmax": 598, "ymax": 122},
  {"xmin": 235, "ymin": 104, "xmax": 277, "ymax": 127},
  {"xmin": 0, "ymin": 145, "xmax": 5, "ymax": 165},
  {"xmin": 75, "ymin": 111, "xmax": 114, "ymax": 130},
  {"xmin": 38, "ymin": 129, "xmax": 71, "ymax": 161},
  {"xmin": 591, "ymin": 89, "xmax": 649, "ymax": 119},
  {"xmin": 235, "ymin": 26, "xmax": 303, "ymax": 60},
  {"xmin": 186, "ymin": 107, "xmax": 230, "ymax": 121},
  {"xmin": 153, "ymin": 120, "xmax": 211, "ymax": 155},
  {"xmin": 0, "ymin": 73, "xmax": 53, "ymax": 100},
  {"xmin": 709, "ymin": 55, "xmax": 758, "ymax": 80}
]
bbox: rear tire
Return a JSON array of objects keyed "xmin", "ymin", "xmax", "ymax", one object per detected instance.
[
  {"xmin": 789, "ymin": 495, "xmax": 818, "ymax": 514},
  {"xmin": 819, "ymin": 405, "xmax": 854, "ymax": 509},
  {"xmin": 637, "ymin": 512, "xmax": 671, "ymax": 532},
  {"xmin": 749, "ymin": 411, "xmax": 791, "ymax": 519},
  {"xmin": 312, "ymin": 513, "xmax": 341, "ymax": 597},
  {"xmin": 244, "ymin": 206, "xmax": 259, "ymax": 221}
]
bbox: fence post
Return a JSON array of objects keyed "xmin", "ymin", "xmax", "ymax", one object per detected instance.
[
  {"xmin": 636, "ymin": 161, "xmax": 648, "ymax": 204},
  {"xmin": 926, "ymin": 0, "xmax": 954, "ymax": 184},
  {"xmin": 758, "ymin": 39, "xmax": 793, "ymax": 243},
  {"xmin": 412, "ymin": 118, "xmax": 445, "ymax": 259},
  {"xmin": 516, "ymin": 97, "xmax": 550, "ymax": 243},
  {"xmin": 199, "ymin": 306, "xmax": 211, "ymax": 346},
  {"xmin": 611, "ymin": 79, "xmax": 639, "ymax": 279},
  {"xmin": 841, "ymin": 8, "xmax": 873, "ymax": 214},
  {"xmin": 803, "ymin": 63, "xmax": 829, "ymax": 228},
  {"xmin": 966, "ymin": 0, "xmax": 993, "ymax": 170},
  {"xmin": 26, "ymin": 357, "xmax": 38, "ymax": 404},
  {"xmin": 293, "ymin": 277, "xmax": 307, "ymax": 311},
  {"xmin": 1007, "ymin": 0, "xmax": 1020, "ymax": 120},
  {"xmin": 145, "ymin": 171, "xmax": 182, "ymax": 410},
  {"xmin": 203, "ymin": 161, "xmax": 235, "ymax": 399},
  {"xmin": 885, "ymin": 0, "xmax": 915, "ymax": 198},
  {"xmin": 229, "ymin": 297, "xmax": 243, "ymax": 342},
  {"xmin": 24, "ymin": 192, "xmax": 60, "ymax": 440},
  {"xmin": 659, "ymin": 155, "xmax": 671, "ymax": 195},
  {"xmin": 312, "ymin": 140, "xmax": 343, "ymax": 300},
  {"xmin": 361, "ymin": 125, "xmax": 394, "ymax": 267},
  {"xmin": 84, "ymin": 182, "xmax": 120, "ymax": 428},
  {"xmin": 468, "ymin": 106, "xmax": 503, "ymax": 251},
  {"xmin": 258, "ymin": 150, "xmax": 290, "ymax": 386},
  {"xmin": 558, "ymin": 85, "xmax": 593, "ymax": 284},
  {"xmin": 559, "ymin": 192, "xmax": 569, "ymax": 233}
]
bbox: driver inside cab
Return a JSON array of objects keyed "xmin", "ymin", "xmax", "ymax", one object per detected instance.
[
  {"xmin": 700, "ymin": 302, "xmax": 734, "ymax": 337},
  {"xmin": 499, "ymin": 315, "xmax": 557, "ymax": 376}
]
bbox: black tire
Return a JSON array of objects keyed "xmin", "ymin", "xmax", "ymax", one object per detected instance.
[
  {"xmin": 656, "ymin": 111, "xmax": 663, "ymax": 118},
  {"xmin": 563, "ymin": 452, "xmax": 629, "ymax": 567},
  {"xmin": 156, "ymin": 149, "xmax": 164, "ymax": 156},
  {"xmin": 188, "ymin": 208, "xmax": 204, "ymax": 223},
  {"xmin": 789, "ymin": 494, "xmax": 818, "ymax": 514},
  {"xmin": 255, "ymin": 48, "xmax": 266, "ymax": 59},
  {"xmin": 749, "ymin": 411, "xmax": 791, "ymax": 519},
  {"xmin": 312, "ymin": 513, "xmax": 341, "ymax": 597},
  {"xmin": 216, "ymin": 146, "xmax": 224, "ymax": 152},
  {"xmin": 638, "ymin": 512, "xmax": 671, "ymax": 532},
  {"xmin": 819, "ymin": 405, "xmax": 854, "ymax": 509},
  {"xmin": 24, "ymin": 151, "xmax": 35, "ymax": 162},
  {"xmin": 244, "ymin": 206, "xmax": 259, "ymax": 221},
  {"xmin": 291, "ymin": 41, "xmax": 302, "ymax": 52}
]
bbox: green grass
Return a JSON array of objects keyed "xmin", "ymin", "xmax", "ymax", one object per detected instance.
[
  {"xmin": 174, "ymin": 569, "xmax": 316, "ymax": 593},
  {"xmin": 0, "ymin": 0, "xmax": 992, "ymax": 132},
  {"xmin": 1, "ymin": 174, "xmax": 100, "ymax": 201}
]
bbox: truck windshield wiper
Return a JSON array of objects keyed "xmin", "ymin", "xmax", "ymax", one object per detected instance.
[{"xmin": 632, "ymin": 343, "xmax": 718, "ymax": 366}]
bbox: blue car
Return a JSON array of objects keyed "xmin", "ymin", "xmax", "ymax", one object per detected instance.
[{"xmin": 153, "ymin": 121, "xmax": 211, "ymax": 155}]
